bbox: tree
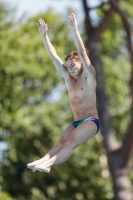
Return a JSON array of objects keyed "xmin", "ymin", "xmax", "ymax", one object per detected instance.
[{"xmin": 82, "ymin": 0, "xmax": 133, "ymax": 199}]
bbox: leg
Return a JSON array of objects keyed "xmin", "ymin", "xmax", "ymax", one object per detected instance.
[
  {"xmin": 27, "ymin": 124, "xmax": 75, "ymax": 169},
  {"xmin": 34, "ymin": 120, "xmax": 97, "ymax": 172}
]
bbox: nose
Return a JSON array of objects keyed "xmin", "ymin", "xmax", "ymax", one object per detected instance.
[{"xmin": 68, "ymin": 66, "xmax": 73, "ymax": 71}]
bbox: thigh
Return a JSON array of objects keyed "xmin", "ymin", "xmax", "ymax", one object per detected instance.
[
  {"xmin": 67, "ymin": 120, "xmax": 97, "ymax": 148},
  {"xmin": 56, "ymin": 124, "xmax": 75, "ymax": 145}
]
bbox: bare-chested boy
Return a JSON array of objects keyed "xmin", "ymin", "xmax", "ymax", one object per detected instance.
[{"xmin": 27, "ymin": 13, "xmax": 100, "ymax": 173}]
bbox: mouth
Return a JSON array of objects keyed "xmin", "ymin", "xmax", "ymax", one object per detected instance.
[{"xmin": 70, "ymin": 73, "xmax": 76, "ymax": 76}]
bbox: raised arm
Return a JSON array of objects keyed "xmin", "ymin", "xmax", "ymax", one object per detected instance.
[
  {"xmin": 37, "ymin": 19, "xmax": 66, "ymax": 78},
  {"xmin": 68, "ymin": 13, "xmax": 96, "ymax": 76}
]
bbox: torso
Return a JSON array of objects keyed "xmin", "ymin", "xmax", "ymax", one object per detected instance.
[{"xmin": 64, "ymin": 69, "xmax": 98, "ymax": 121}]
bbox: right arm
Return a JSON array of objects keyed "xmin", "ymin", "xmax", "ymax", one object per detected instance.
[
  {"xmin": 68, "ymin": 14, "xmax": 96, "ymax": 76},
  {"xmin": 37, "ymin": 19, "xmax": 67, "ymax": 78}
]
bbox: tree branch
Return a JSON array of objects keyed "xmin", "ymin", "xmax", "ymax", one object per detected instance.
[
  {"xmin": 82, "ymin": 0, "xmax": 92, "ymax": 28},
  {"xmin": 88, "ymin": 1, "xmax": 109, "ymax": 11},
  {"xmin": 95, "ymin": 6, "xmax": 114, "ymax": 38},
  {"xmin": 109, "ymin": 0, "xmax": 133, "ymax": 63},
  {"xmin": 121, "ymin": 109, "xmax": 133, "ymax": 166},
  {"xmin": 82, "ymin": 0, "xmax": 114, "ymax": 38}
]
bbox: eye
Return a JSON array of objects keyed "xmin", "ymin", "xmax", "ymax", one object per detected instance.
[
  {"xmin": 71, "ymin": 63, "xmax": 75, "ymax": 67},
  {"xmin": 66, "ymin": 63, "xmax": 75, "ymax": 67}
]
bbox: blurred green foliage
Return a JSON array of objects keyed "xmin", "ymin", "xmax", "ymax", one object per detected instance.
[
  {"xmin": 0, "ymin": 0, "xmax": 133, "ymax": 200},
  {"xmin": 0, "ymin": 191, "xmax": 16, "ymax": 200}
]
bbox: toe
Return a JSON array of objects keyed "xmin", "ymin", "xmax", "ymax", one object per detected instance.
[
  {"xmin": 34, "ymin": 164, "xmax": 50, "ymax": 173},
  {"xmin": 45, "ymin": 167, "xmax": 51, "ymax": 173},
  {"xmin": 28, "ymin": 166, "xmax": 34, "ymax": 169},
  {"xmin": 27, "ymin": 164, "xmax": 34, "ymax": 169}
]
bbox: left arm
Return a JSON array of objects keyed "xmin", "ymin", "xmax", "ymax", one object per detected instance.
[{"xmin": 69, "ymin": 13, "xmax": 96, "ymax": 76}]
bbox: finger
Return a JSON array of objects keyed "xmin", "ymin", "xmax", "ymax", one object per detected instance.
[
  {"xmin": 38, "ymin": 21, "xmax": 41, "ymax": 26},
  {"xmin": 40, "ymin": 20, "xmax": 43, "ymax": 25},
  {"xmin": 72, "ymin": 13, "xmax": 75, "ymax": 17},
  {"xmin": 41, "ymin": 19, "xmax": 46, "ymax": 24},
  {"xmin": 41, "ymin": 20, "xmax": 46, "ymax": 26},
  {"xmin": 68, "ymin": 18, "xmax": 71, "ymax": 22},
  {"xmin": 72, "ymin": 13, "xmax": 76, "ymax": 20},
  {"xmin": 40, "ymin": 19, "xmax": 44, "ymax": 24},
  {"xmin": 68, "ymin": 16, "xmax": 72, "ymax": 21},
  {"xmin": 39, "ymin": 19, "xmax": 43, "ymax": 25}
]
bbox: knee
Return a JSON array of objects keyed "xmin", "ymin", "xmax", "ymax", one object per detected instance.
[{"xmin": 65, "ymin": 136, "xmax": 76, "ymax": 149}]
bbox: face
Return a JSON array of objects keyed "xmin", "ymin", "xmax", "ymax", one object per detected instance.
[{"xmin": 66, "ymin": 59, "xmax": 83, "ymax": 78}]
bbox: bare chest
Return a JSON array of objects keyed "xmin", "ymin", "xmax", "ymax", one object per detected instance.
[{"xmin": 65, "ymin": 71, "xmax": 96, "ymax": 100}]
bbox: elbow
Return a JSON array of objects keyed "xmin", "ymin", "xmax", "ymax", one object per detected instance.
[
  {"xmin": 51, "ymin": 54, "xmax": 59, "ymax": 62},
  {"xmin": 50, "ymin": 52, "xmax": 58, "ymax": 60}
]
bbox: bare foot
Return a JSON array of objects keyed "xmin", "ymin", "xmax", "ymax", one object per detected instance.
[
  {"xmin": 27, "ymin": 157, "xmax": 46, "ymax": 169},
  {"xmin": 34, "ymin": 162, "xmax": 51, "ymax": 173}
]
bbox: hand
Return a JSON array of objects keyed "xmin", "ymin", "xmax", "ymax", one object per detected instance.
[
  {"xmin": 37, "ymin": 19, "xmax": 48, "ymax": 36},
  {"xmin": 68, "ymin": 13, "xmax": 77, "ymax": 30}
]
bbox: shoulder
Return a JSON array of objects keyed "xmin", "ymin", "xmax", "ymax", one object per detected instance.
[
  {"xmin": 80, "ymin": 51, "xmax": 96, "ymax": 76},
  {"xmin": 84, "ymin": 63, "xmax": 96, "ymax": 77}
]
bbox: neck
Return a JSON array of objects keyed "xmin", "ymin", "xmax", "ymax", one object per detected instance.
[{"xmin": 74, "ymin": 67, "xmax": 83, "ymax": 79}]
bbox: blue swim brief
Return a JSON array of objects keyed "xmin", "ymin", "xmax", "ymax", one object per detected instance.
[{"xmin": 72, "ymin": 117, "xmax": 100, "ymax": 134}]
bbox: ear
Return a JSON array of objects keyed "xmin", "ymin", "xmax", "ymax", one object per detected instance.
[{"xmin": 81, "ymin": 63, "xmax": 84, "ymax": 70}]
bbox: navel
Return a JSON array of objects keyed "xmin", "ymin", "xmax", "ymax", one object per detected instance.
[{"xmin": 81, "ymin": 87, "xmax": 83, "ymax": 90}]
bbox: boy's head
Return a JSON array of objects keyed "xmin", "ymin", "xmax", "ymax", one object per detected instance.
[
  {"xmin": 64, "ymin": 51, "xmax": 83, "ymax": 79},
  {"xmin": 64, "ymin": 51, "xmax": 81, "ymax": 62}
]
